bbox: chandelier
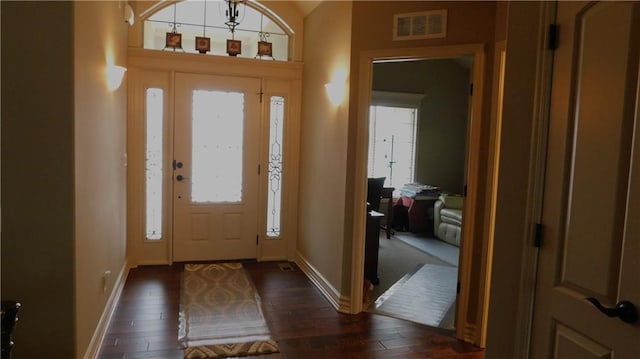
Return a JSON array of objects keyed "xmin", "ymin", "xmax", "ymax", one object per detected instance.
[{"xmin": 224, "ymin": 0, "xmax": 245, "ymax": 34}]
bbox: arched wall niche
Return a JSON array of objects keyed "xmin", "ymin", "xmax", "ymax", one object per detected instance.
[{"xmin": 128, "ymin": 0, "xmax": 304, "ymax": 61}]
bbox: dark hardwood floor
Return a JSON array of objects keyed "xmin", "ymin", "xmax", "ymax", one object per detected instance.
[{"xmin": 98, "ymin": 261, "xmax": 483, "ymax": 359}]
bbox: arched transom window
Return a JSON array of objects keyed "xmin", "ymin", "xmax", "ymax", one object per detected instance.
[{"xmin": 144, "ymin": 0, "xmax": 290, "ymax": 61}]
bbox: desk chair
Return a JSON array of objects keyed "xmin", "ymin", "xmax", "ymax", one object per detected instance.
[
  {"xmin": 367, "ymin": 177, "xmax": 385, "ymax": 212},
  {"xmin": 367, "ymin": 178, "xmax": 394, "ymax": 238}
]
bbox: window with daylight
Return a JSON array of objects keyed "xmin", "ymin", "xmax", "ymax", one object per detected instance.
[
  {"xmin": 266, "ymin": 96, "xmax": 285, "ymax": 238},
  {"xmin": 368, "ymin": 105, "xmax": 418, "ymax": 193},
  {"xmin": 146, "ymin": 88, "xmax": 164, "ymax": 241},
  {"xmin": 144, "ymin": 0, "xmax": 289, "ymax": 61}
]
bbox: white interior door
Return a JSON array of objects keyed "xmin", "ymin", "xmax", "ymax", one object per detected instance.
[
  {"xmin": 531, "ymin": 2, "xmax": 640, "ymax": 358},
  {"xmin": 173, "ymin": 73, "xmax": 261, "ymax": 262}
]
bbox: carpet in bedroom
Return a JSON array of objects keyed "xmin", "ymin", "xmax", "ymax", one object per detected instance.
[{"xmin": 394, "ymin": 231, "xmax": 460, "ymax": 266}]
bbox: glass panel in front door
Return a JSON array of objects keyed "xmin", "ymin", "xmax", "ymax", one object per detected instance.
[{"xmin": 191, "ymin": 90, "xmax": 244, "ymax": 203}]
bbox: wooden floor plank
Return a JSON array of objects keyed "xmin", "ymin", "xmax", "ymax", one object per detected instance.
[{"xmin": 98, "ymin": 261, "xmax": 483, "ymax": 358}]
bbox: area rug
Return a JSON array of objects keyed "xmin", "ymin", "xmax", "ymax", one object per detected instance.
[
  {"xmin": 371, "ymin": 263, "xmax": 458, "ymax": 329},
  {"xmin": 367, "ymin": 235, "xmax": 451, "ymax": 305},
  {"xmin": 179, "ymin": 263, "xmax": 279, "ymax": 358},
  {"xmin": 394, "ymin": 233, "xmax": 460, "ymax": 266}
]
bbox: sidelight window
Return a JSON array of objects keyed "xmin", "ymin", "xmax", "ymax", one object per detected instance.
[
  {"xmin": 266, "ymin": 96, "xmax": 285, "ymax": 238},
  {"xmin": 145, "ymin": 88, "xmax": 164, "ymax": 240}
]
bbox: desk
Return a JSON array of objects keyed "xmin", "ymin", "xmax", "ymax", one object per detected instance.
[
  {"xmin": 364, "ymin": 210, "xmax": 384, "ymax": 285},
  {"xmin": 397, "ymin": 195, "xmax": 439, "ymax": 234}
]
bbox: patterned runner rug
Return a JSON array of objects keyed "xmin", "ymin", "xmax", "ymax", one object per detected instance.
[{"xmin": 179, "ymin": 263, "xmax": 279, "ymax": 358}]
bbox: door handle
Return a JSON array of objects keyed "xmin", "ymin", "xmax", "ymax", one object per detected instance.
[
  {"xmin": 172, "ymin": 160, "xmax": 184, "ymax": 170},
  {"xmin": 585, "ymin": 297, "xmax": 638, "ymax": 324},
  {"xmin": 176, "ymin": 174, "xmax": 190, "ymax": 182}
]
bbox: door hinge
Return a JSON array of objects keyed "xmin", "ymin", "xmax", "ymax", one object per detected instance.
[
  {"xmin": 548, "ymin": 24, "xmax": 559, "ymax": 50},
  {"xmin": 534, "ymin": 222, "xmax": 544, "ymax": 247},
  {"xmin": 469, "ymin": 83, "xmax": 474, "ymax": 96},
  {"xmin": 463, "ymin": 185, "xmax": 468, "ymax": 197},
  {"xmin": 456, "ymin": 281, "xmax": 461, "ymax": 294},
  {"xmin": 256, "ymin": 235, "xmax": 259, "ymax": 245},
  {"xmin": 258, "ymin": 164, "xmax": 261, "ymax": 175}
]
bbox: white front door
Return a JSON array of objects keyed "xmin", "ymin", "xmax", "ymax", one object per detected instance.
[
  {"xmin": 173, "ymin": 73, "xmax": 261, "ymax": 262},
  {"xmin": 531, "ymin": 1, "xmax": 640, "ymax": 358}
]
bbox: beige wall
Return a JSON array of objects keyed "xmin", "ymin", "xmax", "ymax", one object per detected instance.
[
  {"xmin": 74, "ymin": 1, "xmax": 129, "ymax": 356},
  {"xmin": 372, "ymin": 59, "xmax": 471, "ymax": 194},
  {"xmin": 494, "ymin": 1, "xmax": 508, "ymax": 42},
  {"xmin": 273, "ymin": 0, "xmax": 499, "ymax": 309},
  {"xmin": 1, "ymin": 2, "xmax": 76, "ymax": 357},
  {"xmin": 298, "ymin": 1, "xmax": 353, "ymax": 291},
  {"xmin": 347, "ymin": 1, "xmax": 496, "ymax": 305},
  {"xmin": 0, "ymin": 1, "xmax": 128, "ymax": 357},
  {"xmin": 349, "ymin": 1, "xmax": 497, "ymax": 52}
]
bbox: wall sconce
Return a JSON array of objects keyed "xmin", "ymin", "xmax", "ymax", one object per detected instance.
[
  {"xmin": 325, "ymin": 69, "xmax": 347, "ymax": 106},
  {"xmin": 106, "ymin": 64, "xmax": 127, "ymax": 91},
  {"xmin": 325, "ymin": 82, "xmax": 345, "ymax": 106},
  {"xmin": 123, "ymin": 4, "xmax": 135, "ymax": 26}
]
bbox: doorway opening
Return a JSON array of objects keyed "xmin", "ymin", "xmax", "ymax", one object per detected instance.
[
  {"xmin": 353, "ymin": 43, "xmax": 486, "ymax": 345},
  {"xmin": 364, "ymin": 57, "xmax": 472, "ymax": 331}
]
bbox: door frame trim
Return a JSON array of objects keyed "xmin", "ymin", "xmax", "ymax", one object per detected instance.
[
  {"xmin": 350, "ymin": 43, "xmax": 486, "ymax": 344},
  {"xmin": 126, "ymin": 49, "xmax": 303, "ymax": 266},
  {"xmin": 484, "ymin": 2, "xmax": 556, "ymax": 358}
]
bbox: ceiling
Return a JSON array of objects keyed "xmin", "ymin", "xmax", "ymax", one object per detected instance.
[{"xmin": 287, "ymin": 0, "xmax": 323, "ymax": 17}]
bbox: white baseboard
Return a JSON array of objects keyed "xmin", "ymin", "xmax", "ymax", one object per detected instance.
[
  {"xmin": 295, "ymin": 252, "xmax": 351, "ymax": 313},
  {"xmin": 83, "ymin": 259, "xmax": 130, "ymax": 359}
]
